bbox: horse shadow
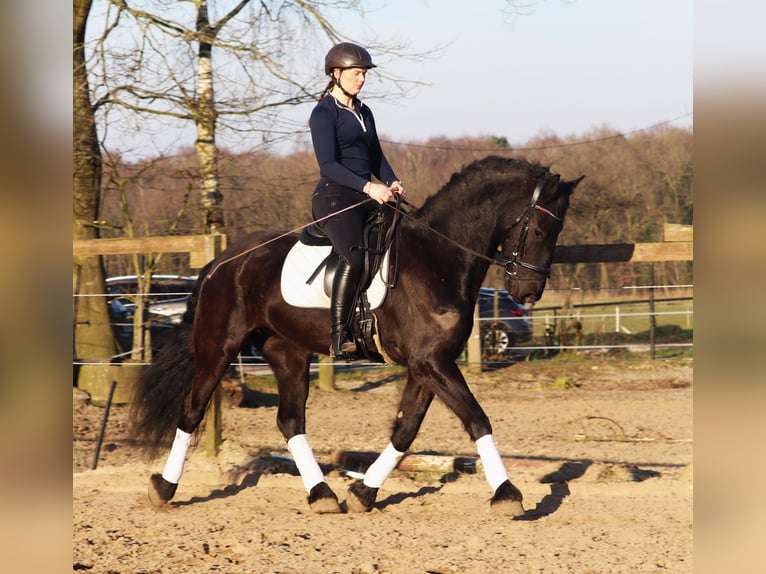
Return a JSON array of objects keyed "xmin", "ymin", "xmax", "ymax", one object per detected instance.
[
  {"xmin": 231, "ymin": 386, "xmax": 279, "ymax": 408},
  {"xmin": 170, "ymin": 471, "xmax": 264, "ymax": 507},
  {"xmin": 169, "ymin": 455, "xmax": 296, "ymax": 507},
  {"xmin": 348, "ymin": 372, "xmax": 407, "ymax": 393},
  {"xmin": 167, "ymin": 457, "xmax": 621, "ymax": 520},
  {"xmin": 374, "ymin": 486, "xmax": 442, "ymax": 510},
  {"xmin": 514, "ymin": 460, "xmax": 592, "ymax": 521}
]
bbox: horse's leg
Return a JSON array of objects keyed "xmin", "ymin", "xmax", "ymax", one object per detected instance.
[
  {"xmin": 426, "ymin": 359, "xmax": 524, "ymax": 516},
  {"xmin": 265, "ymin": 338, "xmax": 342, "ymax": 514},
  {"xmin": 346, "ymin": 373, "xmax": 434, "ymax": 512},
  {"xmin": 385, "ymin": 358, "xmax": 524, "ymax": 516},
  {"xmin": 147, "ymin": 316, "xmax": 244, "ymax": 508}
]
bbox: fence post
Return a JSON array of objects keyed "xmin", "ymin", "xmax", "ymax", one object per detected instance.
[
  {"xmin": 318, "ymin": 354, "xmax": 336, "ymax": 391},
  {"xmin": 466, "ymin": 303, "xmax": 482, "ymax": 369},
  {"xmin": 204, "ymin": 232, "xmax": 225, "ymax": 457},
  {"xmin": 649, "ymin": 263, "xmax": 657, "ymax": 360}
]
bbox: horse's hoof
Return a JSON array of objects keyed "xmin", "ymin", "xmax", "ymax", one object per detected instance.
[
  {"xmin": 308, "ymin": 482, "xmax": 342, "ymax": 514},
  {"xmin": 346, "ymin": 480, "xmax": 378, "ymax": 513},
  {"xmin": 490, "ymin": 480, "xmax": 525, "ymax": 517},
  {"xmin": 148, "ymin": 473, "xmax": 177, "ymax": 508}
]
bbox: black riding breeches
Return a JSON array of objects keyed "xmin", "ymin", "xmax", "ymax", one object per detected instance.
[{"xmin": 311, "ymin": 177, "xmax": 372, "ymax": 272}]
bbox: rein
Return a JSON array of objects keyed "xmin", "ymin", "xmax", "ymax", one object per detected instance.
[
  {"xmin": 205, "ymin": 197, "xmax": 375, "ymax": 281},
  {"xmin": 205, "ymin": 176, "xmax": 556, "ymax": 284},
  {"xmin": 388, "ymin": 178, "xmax": 556, "ymax": 281}
]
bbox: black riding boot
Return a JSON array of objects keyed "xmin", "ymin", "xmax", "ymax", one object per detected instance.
[{"xmin": 330, "ymin": 258, "xmax": 361, "ymax": 358}]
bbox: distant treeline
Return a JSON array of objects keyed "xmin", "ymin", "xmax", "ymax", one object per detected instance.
[{"xmin": 99, "ymin": 125, "xmax": 692, "ymax": 291}]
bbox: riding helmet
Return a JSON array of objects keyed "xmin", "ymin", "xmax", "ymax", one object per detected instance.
[{"xmin": 324, "ymin": 42, "xmax": 376, "ymax": 75}]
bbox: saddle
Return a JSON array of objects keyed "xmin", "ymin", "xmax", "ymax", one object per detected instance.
[{"xmin": 298, "ymin": 206, "xmax": 400, "ymax": 362}]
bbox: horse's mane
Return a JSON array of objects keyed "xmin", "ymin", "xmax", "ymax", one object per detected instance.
[{"xmin": 415, "ymin": 156, "xmax": 550, "ymax": 220}]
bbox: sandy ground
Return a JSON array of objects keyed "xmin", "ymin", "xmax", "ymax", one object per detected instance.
[{"xmin": 73, "ymin": 357, "xmax": 693, "ymax": 573}]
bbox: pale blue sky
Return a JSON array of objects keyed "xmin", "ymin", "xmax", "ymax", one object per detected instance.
[
  {"xmin": 83, "ymin": 0, "xmax": 696, "ymax": 158},
  {"xmin": 297, "ymin": 0, "xmax": 695, "ymax": 149},
  {"xmin": 27, "ymin": 0, "xmax": 766, "ymax": 160}
]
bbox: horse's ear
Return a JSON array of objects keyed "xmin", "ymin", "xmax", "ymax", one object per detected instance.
[
  {"xmin": 569, "ymin": 175, "xmax": 585, "ymax": 189},
  {"xmin": 559, "ymin": 175, "xmax": 585, "ymax": 196}
]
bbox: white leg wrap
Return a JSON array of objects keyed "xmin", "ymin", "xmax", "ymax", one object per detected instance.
[
  {"xmin": 476, "ymin": 434, "xmax": 509, "ymax": 491},
  {"xmin": 161, "ymin": 428, "xmax": 193, "ymax": 484},
  {"xmin": 287, "ymin": 434, "xmax": 325, "ymax": 493},
  {"xmin": 364, "ymin": 443, "xmax": 405, "ymax": 488}
]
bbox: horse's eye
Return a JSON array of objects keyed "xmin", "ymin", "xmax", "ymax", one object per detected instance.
[{"xmin": 534, "ymin": 229, "xmax": 543, "ymax": 238}]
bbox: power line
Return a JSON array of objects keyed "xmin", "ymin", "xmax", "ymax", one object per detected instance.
[{"xmin": 379, "ymin": 113, "xmax": 693, "ymax": 152}]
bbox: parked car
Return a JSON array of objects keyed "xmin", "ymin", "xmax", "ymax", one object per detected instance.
[
  {"xmin": 477, "ymin": 287, "xmax": 532, "ymax": 358},
  {"xmin": 106, "ymin": 277, "xmax": 529, "ymax": 362},
  {"xmin": 106, "ymin": 275, "xmax": 196, "ymax": 355},
  {"xmin": 107, "ymin": 274, "xmax": 266, "ymax": 363}
]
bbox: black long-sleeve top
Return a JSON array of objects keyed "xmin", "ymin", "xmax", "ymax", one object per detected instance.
[{"xmin": 310, "ymin": 94, "xmax": 398, "ymax": 192}]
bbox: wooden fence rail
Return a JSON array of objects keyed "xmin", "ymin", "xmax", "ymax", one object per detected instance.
[
  {"xmin": 72, "ymin": 233, "xmax": 227, "ymax": 269},
  {"xmin": 552, "ymin": 224, "xmax": 693, "ymax": 263},
  {"xmin": 73, "ymin": 233, "xmax": 227, "ymax": 456},
  {"xmin": 73, "ymin": 223, "xmax": 692, "ymax": 456}
]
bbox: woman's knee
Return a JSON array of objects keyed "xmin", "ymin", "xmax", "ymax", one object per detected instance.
[{"xmin": 343, "ymin": 249, "xmax": 364, "ymax": 273}]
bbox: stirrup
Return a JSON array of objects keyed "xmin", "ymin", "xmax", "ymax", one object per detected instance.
[{"xmin": 330, "ymin": 332, "xmax": 356, "ymax": 358}]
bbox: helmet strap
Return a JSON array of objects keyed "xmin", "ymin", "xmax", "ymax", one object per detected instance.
[{"xmin": 332, "ymin": 69, "xmax": 356, "ymax": 100}]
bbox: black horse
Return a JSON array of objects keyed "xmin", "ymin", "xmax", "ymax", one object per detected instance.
[{"xmin": 130, "ymin": 156, "xmax": 581, "ymax": 516}]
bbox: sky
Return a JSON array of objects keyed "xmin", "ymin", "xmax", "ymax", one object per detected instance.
[
  {"xmin": 28, "ymin": 0, "xmax": 762, "ymax": 161},
  {"xmin": 12, "ymin": 0, "xmax": 766, "ymax": 161},
  {"xmin": 320, "ymin": 0, "xmax": 694, "ymax": 149},
  {"xmin": 71, "ymin": 0, "xmax": 697, "ymax": 159}
]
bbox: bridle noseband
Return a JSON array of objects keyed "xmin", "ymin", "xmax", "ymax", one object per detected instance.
[{"xmin": 497, "ymin": 178, "xmax": 563, "ymax": 281}]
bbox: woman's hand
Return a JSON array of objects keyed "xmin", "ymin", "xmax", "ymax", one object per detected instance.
[
  {"xmin": 365, "ymin": 182, "xmax": 394, "ymax": 204},
  {"xmin": 364, "ymin": 181, "xmax": 406, "ymax": 204},
  {"xmin": 390, "ymin": 180, "xmax": 407, "ymax": 199}
]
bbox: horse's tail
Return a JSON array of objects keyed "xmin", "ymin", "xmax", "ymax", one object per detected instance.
[{"xmin": 129, "ymin": 274, "xmax": 204, "ymax": 461}]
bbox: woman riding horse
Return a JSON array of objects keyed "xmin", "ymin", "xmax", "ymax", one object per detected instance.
[
  {"xmin": 130, "ymin": 155, "xmax": 581, "ymax": 517},
  {"xmin": 310, "ymin": 42, "xmax": 406, "ymax": 359}
]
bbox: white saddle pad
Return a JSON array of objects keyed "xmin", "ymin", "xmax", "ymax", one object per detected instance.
[{"xmin": 280, "ymin": 241, "xmax": 390, "ymax": 309}]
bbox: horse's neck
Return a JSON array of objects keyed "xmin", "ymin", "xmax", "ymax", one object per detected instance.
[
  {"xmin": 418, "ymin": 196, "xmax": 505, "ymax": 258},
  {"xmin": 404, "ymin": 204, "xmax": 498, "ymax": 299}
]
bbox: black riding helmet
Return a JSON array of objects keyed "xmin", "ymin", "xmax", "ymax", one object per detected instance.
[{"xmin": 324, "ymin": 42, "xmax": 376, "ymax": 75}]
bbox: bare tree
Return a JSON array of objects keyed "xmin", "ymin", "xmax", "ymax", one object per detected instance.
[
  {"xmin": 74, "ymin": 0, "xmax": 425, "ymax": 367},
  {"xmin": 88, "ymin": 0, "xmax": 418, "ymax": 232},
  {"xmin": 74, "ymin": 0, "xmax": 118, "ymax": 365}
]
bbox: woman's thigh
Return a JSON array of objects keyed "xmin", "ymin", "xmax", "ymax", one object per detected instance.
[{"xmin": 312, "ymin": 182, "xmax": 369, "ymax": 261}]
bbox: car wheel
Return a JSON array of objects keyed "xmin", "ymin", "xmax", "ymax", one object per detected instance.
[{"xmin": 481, "ymin": 323, "xmax": 513, "ymax": 359}]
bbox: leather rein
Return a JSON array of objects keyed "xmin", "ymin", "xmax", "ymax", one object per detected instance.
[
  {"xmin": 205, "ymin": 178, "xmax": 559, "ymax": 285},
  {"xmin": 389, "ymin": 177, "xmax": 561, "ymax": 282}
]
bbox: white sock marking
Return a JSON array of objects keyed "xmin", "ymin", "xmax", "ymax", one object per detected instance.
[
  {"xmin": 287, "ymin": 434, "xmax": 326, "ymax": 493},
  {"xmin": 161, "ymin": 428, "xmax": 193, "ymax": 484},
  {"xmin": 476, "ymin": 434, "xmax": 509, "ymax": 491}
]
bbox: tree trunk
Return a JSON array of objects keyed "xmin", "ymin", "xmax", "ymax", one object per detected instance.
[
  {"xmin": 195, "ymin": 1, "xmax": 223, "ymax": 233},
  {"xmin": 73, "ymin": 0, "xmax": 117, "ymax": 366}
]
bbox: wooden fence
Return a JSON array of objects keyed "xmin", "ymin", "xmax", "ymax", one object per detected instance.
[
  {"xmin": 73, "ymin": 224, "xmax": 692, "ymax": 455},
  {"xmin": 552, "ymin": 223, "xmax": 692, "ymax": 264},
  {"xmin": 73, "ymin": 233, "xmax": 227, "ymax": 457},
  {"xmin": 72, "ymin": 233, "xmax": 227, "ymax": 269}
]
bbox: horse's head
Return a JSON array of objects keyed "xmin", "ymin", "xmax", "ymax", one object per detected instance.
[{"xmin": 500, "ymin": 174, "xmax": 583, "ymax": 305}]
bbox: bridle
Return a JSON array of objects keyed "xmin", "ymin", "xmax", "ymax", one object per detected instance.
[
  {"xmin": 498, "ymin": 178, "xmax": 563, "ymax": 281},
  {"xmin": 391, "ymin": 177, "xmax": 562, "ymax": 282}
]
